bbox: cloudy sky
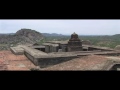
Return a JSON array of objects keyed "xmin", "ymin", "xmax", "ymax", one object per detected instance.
[{"xmin": 0, "ymin": 20, "xmax": 120, "ymax": 35}]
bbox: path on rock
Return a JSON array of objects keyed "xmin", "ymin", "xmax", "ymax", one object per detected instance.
[{"xmin": 0, "ymin": 50, "xmax": 36, "ymax": 70}]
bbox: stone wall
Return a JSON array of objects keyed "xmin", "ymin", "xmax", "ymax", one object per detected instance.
[
  {"xmin": 37, "ymin": 56, "xmax": 77, "ymax": 68},
  {"xmin": 61, "ymin": 45, "xmax": 67, "ymax": 52},
  {"xmin": 24, "ymin": 50, "xmax": 78, "ymax": 68},
  {"xmin": 52, "ymin": 46, "xmax": 59, "ymax": 52},
  {"xmin": 45, "ymin": 45, "xmax": 59, "ymax": 53},
  {"xmin": 88, "ymin": 47, "xmax": 114, "ymax": 51},
  {"xmin": 68, "ymin": 46, "xmax": 83, "ymax": 52},
  {"xmin": 45, "ymin": 45, "xmax": 50, "ymax": 53},
  {"xmin": 24, "ymin": 51, "xmax": 39, "ymax": 65},
  {"xmin": 23, "ymin": 45, "xmax": 120, "ymax": 69},
  {"xmin": 10, "ymin": 47, "xmax": 24, "ymax": 55}
]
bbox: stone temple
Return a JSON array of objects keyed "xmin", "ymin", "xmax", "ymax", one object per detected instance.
[
  {"xmin": 41, "ymin": 32, "xmax": 83, "ymax": 53},
  {"xmin": 68, "ymin": 32, "xmax": 82, "ymax": 51},
  {"xmin": 10, "ymin": 32, "xmax": 120, "ymax": 69}
]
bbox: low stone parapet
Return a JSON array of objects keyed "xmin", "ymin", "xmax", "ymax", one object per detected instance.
[{"xmin": 10, "ymin": 47, "xmax": 24, "ymax": 55}]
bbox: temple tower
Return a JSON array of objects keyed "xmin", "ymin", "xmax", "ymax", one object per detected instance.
[{"xmin": 67, "ymin": 32, "xmax": 82, "ymax": 51}]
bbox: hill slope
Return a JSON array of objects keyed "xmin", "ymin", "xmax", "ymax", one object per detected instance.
[
  {"xmin": 0, "ymin": 29, "xmax": 44, "ymax": 50},
  {"xmin": 42, "ymin": 33, "xmax": 64, "ymax": 37},
  {"xmin": 0, "ymin": 29, "xmax": 44, "ymax": 44}
]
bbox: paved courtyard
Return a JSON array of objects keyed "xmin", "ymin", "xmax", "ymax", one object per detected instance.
[{"xmin": 0, "ymin": 50, "xmax": 36, "ymax": 70}]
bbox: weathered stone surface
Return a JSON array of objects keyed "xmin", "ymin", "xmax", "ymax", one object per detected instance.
[
  {"xmin": 52, "ymin": 45, "xmax": 59, "ymax": 52},
  {"xmin": 0, "ymin": 50, "xmax": 36, "ymax": 70},
  {"xmin": 41, "ymin": 55, "xmax": 108, "ymax": 70},
  {"xmin": 30, "ymin": 46, "xmax": 45, "ymax": 49},
  {"xmin": 23, "ymin": 46, "xmax": 48, "ymax": 57},
  {"xmin": 58, "ymin": 49, "xmax": 62, "ymax": 52},
  {"xmin": 0, "ymin": 29, "xmax": 44, "ymax": 51},
  {"xmin": 45, "ymin": 45, "xmax": 50, "ymax": 53},
  {"xmin": 8, "ymin": 31, "xmax": 120, "ymax": 70},
  {"xmin": 68, "ymin": 32, "xmax": 82, "ymax": 52},
  {"xmin": 115, "ymin": 45, "xmax": 120, "ymax": 50},
  {"xmin": 83, "ymin": 45, "xmax": 114, "ymax": 51},
  {"xmin": 10, "ymin": 47, "xmax": 24, "ymax": 55}
]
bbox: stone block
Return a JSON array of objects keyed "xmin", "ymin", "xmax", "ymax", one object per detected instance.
[
  {"xmin": 58, "ymin": 49, "xmax": 62, "ymax": 52},
  {"xmin": 45, "ymin": 45, "xmax": 50, "ymax": 53},
  {"xmin": 10, "ymin": 47, "xmax": 24, "ymax": 55},
  {"xmin": 52, "ymin": 46, "xmax": 59, "ymax": 52}
]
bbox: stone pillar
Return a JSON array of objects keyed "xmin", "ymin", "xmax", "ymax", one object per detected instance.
[
  {"xmin": 52, "ymin": 45, "xmax": 59, "ymax": 52},
  {"xmin": 45, "ymin": 45, "xmax": 50, "ymax": 53},
  {"xmin": 50, "ymin": 45, "xmax": 53, "ymax": 52},
  {"xmin": 62, "ymin": 46, "xmax": 66, "ymax": 52},
  {"xmin": 67, "ymin": 47, "xmax": 71, "ymax": 52},
  {"xmin": 61, "ymin": 45, "xmax": 67, "ymax": 52}
]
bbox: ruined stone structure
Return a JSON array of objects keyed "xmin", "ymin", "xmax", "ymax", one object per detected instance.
[
  {"xmin": 67, "ymin": 32, "xmax": 82, "ymax": 52},
  {"xmin": 10, "ymin": 44, "xmax": 120, "ymax": 69},
  {"xmin": 10, "ymin": 32, "xmax": 120, "ymax": 69},
  {"xmin": 33, "ymin": 32, "xmax": 115, "ymax": 53},
  {"xmin": 41, "ymin": 32, "xmax": 83, "ymax": 53}
]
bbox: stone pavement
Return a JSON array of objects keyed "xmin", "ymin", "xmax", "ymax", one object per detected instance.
[{"xmin": 0, "ymin": 50, "xmax": 36, "ymax": 70}]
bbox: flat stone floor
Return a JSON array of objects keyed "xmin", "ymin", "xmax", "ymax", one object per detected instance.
[
  {"xmin": 1, "ymin": 50, "xmax": 120, "ymax": 71},
  {"xmin": 0, "ymin": 50, "xmax": 36, "ymax": 70},
  {"xmin": 40, "ymin": 55, "xmax": 107, "ymax": 70},
  {"xmin": 41, "ymin": 55, "xmax": 120, "ymax": 70}
]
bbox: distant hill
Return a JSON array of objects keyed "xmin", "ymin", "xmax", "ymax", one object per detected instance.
[
  {"xmin": 112, "ymin": 34, "xmax": 120, "ymax": 37},
  {"xmin": 0, "ymin": 33, "xmax": 64, "ymax": 37},
  {"xmin": 42, "ymin": 33, "xmax": 64, "ymax": 37},
  {"xmin": 0, "ymin": 33, "xmax": 15, "ymax": 35},
  {"xmin": 0, "ymin": 29, "xmax": 44, "ymax": 45}
]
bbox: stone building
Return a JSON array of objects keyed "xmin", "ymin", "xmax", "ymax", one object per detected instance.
[
  {"xmin": 10, "ymin": 32, "xmax": 120, "ymax": 70},
  {"xmin": 67, "ymin": 32, "xmax": 82, "ymax": 51},
  {"xmin": 41, "ymin": 32, "xmax": 83, "ymax": 52},
  {"xmin": 28, "ymin": 32, "xmax": 114, "ymax": 53}
]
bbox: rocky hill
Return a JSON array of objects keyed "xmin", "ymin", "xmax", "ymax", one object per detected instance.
[
  {"xmin": 42, "ymin": 33, "xmax": 64, "ymax": 37},
  {"xmin": 0, "ymin": 29, "xmax": 44, "ymax": 50},
  {"xmin": 15, "ymin": 29, "xmax": 44, "ymax": 43}
]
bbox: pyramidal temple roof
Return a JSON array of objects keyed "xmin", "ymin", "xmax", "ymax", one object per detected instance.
[{"xmin": 73, "ymin": 32, "xmax": 77, "ymax": 35}]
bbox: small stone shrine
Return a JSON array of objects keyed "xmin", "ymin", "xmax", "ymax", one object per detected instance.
[{"xmin": 67, "ymin": 32, "xmax": 82, "ymax": 51}]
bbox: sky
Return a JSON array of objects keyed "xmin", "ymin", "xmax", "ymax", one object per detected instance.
[{"xmin": 0, "ymin": 19, "xmax": 120, "ymax": 35}]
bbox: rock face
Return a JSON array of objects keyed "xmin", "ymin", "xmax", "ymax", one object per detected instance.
[
  {"xmin": 0, "ymin": 29, "xmax": 44, "ymax": 50},
  {"xmin": 15, "ymin": 29, "xmax": 44, "ymax": 44},
  {"xmin": 115, "ymin": 45, "xmax": 120, "ymax": 50}
]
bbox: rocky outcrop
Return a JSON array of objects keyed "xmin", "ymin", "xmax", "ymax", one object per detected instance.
[
  {"xmin": 115, "ymin": 45, "xmax": 120, "ymax": 50},
  {"xmin": 15, "ymin": 29, "xmax": 44, "ymax": 43},
  {"xmin": 0, "ymin": 29, "xmax": 44, "ymax": 50}
]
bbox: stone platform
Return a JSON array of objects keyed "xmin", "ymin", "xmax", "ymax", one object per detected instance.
[
  {"xmin": 10, "ymin": 45, "xmax": 120, "ymax": 68},
  {"xmin": 10, "ymin": 46, "xmax": 24, "ymax": 55}
]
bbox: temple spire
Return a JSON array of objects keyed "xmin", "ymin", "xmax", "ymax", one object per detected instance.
[
  {"xmin": 68, "ymin": 32, "xmax": 82, "ymax": 51},
  {"xmin": 73, "ymin": 32, "xmax": 76, "ymax": 35}
]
